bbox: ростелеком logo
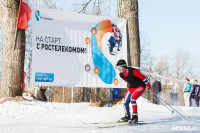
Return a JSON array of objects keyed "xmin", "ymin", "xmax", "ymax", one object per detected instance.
[{"xmin": 35, "ymin": 10, "xmax": 40, "ymax": 21}]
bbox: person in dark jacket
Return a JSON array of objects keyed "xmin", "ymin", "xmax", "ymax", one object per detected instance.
[
  {"xmin": 40, "ymin": 86, "xmax": 47, "ymax": 102},
  {"xmin": 194, "ymin": 84, "xmax": 200, "ymax": 107},
  {"xmin": 152, "ymin": 78, "xmax": 162, "ymax": 104},
  {"xmin": 190, "ymin": 79, "xmax": 199, "ymax": 107},
  {"xmin": 116, "ymin": 59, "xmax": 151, "ymax": 123}
]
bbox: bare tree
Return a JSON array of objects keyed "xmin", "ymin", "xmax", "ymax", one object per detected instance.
[
  {"xmin": 72, "ymin": 0, "xmax": 111, "ymax": 16},
  {"xmin": 155, "ymin": 55, "xmax": 170, "ymax": 76},
  {"xmin": 173, "ymin": 49, "xmax": 196, "ymax": 80},
  {"xmin": 152, "ymin": 49, "xmax": 198, "ymax": 85},
  {"xmin": 140, "ymin": 34, "xmax": 152, "ymax": 68},
  {"xmin": 0, "ymin": 0, "xmax": 25, "ymax": 97},
  {"xmin": 78, "ymin": 0, "xmax": 92, "ymax": 13},
  {"xmin": 118, "ymin": 0, "xmax": 140, "ymax": 67}
]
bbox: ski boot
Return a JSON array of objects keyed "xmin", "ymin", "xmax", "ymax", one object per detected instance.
[
  {"xmin": 128, "ymin": 114, "xmax": 138, "ymax": 123},
  {"xmin": 119, "ymin": 114, "xmax": 130, "ymax": 122}
]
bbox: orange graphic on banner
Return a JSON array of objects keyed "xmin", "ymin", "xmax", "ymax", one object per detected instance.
[
  {"xmin": 91, "ymin": 28, "xmax": 97, "ymax": 35},
  {"xmin": 85, "ymin": 37, "xmax": 91, "ymax": 45},
  {"xmin": 85, "ymin": 65, "xmax": 90, "ymax": 72},
  {"xmin": 94, "ymin": 67, "xmax": 99, "ymax": 74},
  {"xmin": 114, "ymin": 78, "xmax": 119, "ymax": 85},
  {"xmin": 96, "ymin": 20, "xmax": 112, "ymax": 52}
]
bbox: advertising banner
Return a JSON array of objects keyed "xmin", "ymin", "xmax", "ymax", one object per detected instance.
[{"xmin": 32, "ymin": 7, "xmax": 127, "ymax": 88}]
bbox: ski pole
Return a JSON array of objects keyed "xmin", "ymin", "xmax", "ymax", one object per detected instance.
[
  {"xmin": 145, "ymin": 91, "xmax": 174, "ymax": 113},
  {"xmin": 151, "ymin": 92, "xmax": 191, "ymax": 122}
]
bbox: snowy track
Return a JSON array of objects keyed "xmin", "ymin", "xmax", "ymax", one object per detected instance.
[{"xmin": 0, "ymin": 97, "xmax": 200, "ymax": 133}]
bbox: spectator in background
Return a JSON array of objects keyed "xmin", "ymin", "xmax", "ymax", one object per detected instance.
[
  {"xmin": 113, "ymin": 88, "xmax": 119, "ymax": 99},
  {"xmin": 110, "ymin": 88, "xmax": 114, "ymax": 101},
  {"xmin": 152, "ymin": 78, "xmax": 162, "ymax": 104},
  {"xmin": 183, "ymin": 78, "xmax": 191, "ymax": 106},
  {"xmin": 194, "ymin": 82, "xmax": 200, "ymax": 107},
  {"xmin": 40, "ymin": 86, "xmax": 48, "ymax": 102},
  {"xmin": 168, "ymin": 80, "xmax": 179, "ymax": 105},
  {"xmin": 190, "ymin": 79, "xmax": 199, "ymax": 107},
  {"xmin": 110, "ymin": 88, "xmax": 119, "ymax": 101}
]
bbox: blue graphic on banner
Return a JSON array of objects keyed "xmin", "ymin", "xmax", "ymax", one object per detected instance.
[
  {"xmin": 91, "ymin": 24, "xmax": 116, "ymax": 84},
  {"xmin": 35, "ymin": 72, "xmax": 54, "ymax": 82}
]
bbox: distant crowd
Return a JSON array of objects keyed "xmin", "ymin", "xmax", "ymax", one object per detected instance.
[{"xmin": 151, "ymin": 77, "xmax": 200, "ymax": 107}]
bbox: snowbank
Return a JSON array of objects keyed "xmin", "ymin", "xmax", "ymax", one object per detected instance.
[{"xmin": 0, "ymin": 97, "xmax": 199, "ymax": 133}]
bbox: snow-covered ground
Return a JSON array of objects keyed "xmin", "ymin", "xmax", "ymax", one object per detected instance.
[{"xmin": 0, "ymin": 97, "xmax": 199, "ymax": 133}]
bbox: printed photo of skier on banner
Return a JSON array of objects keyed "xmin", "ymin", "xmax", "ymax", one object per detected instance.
[{"xmin": 108, "ymin": 24, "xmax": 122, "ymax": 55}]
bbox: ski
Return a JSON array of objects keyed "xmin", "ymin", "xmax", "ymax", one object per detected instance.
[
  {"xmin": 81, "ymin": 121, "xmax": 122, "ymax": 125},
  {"xmin": 82, "ymin": 120, "xmax": 147, "ymax": 125},
  {"xmin": 97, "ymin": 122, "xmax": 146, "ymax": 128},
  {"xmin": 81, "ymin": 120, "xmax": 132, "ymax": 125},
  {"xmin": 82, "ymin": 121, "xmax": 152, "ymax": 128}
]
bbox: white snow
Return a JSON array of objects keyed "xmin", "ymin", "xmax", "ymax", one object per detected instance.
[{"xmin": 0, "ymin": 97, "xmax": 199, "ymax": 133}]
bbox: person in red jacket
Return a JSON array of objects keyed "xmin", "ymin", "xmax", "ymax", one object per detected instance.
[{"xmin": 116, "ymin": 59, "xmax": 151, "ymax": 123}]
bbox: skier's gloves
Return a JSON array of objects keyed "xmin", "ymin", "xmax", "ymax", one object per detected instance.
[{"xmin": 147, "ymin": 87, "xmax": 151, "ymax": 91}]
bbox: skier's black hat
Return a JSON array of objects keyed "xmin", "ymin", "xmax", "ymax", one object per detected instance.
[{"xmin": 116, "ymin": 59, "xmax": 127, "ymax": 68}]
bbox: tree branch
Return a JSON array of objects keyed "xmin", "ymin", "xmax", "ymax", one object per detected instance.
[{"xmin": 78, "ymin": 0, "xmax": 93, "ymax": 13}]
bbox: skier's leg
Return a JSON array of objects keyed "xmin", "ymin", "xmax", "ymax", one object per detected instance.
[
  {"xmin": 129, "ymin": 87, "xmax": 146, "ymax": 123},
  {"xmin": 120, "ymin": 90, "xmax": 131, "ymax": 122},
  {"xmin": 131, "ymin": 87, "xmax": 146, "ymax": 113},
  {"xmin": 123, "ymin": 91, "xmax": 131, "ymax": 115}
]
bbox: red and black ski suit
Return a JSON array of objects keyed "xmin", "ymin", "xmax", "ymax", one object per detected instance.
[{"xmin": 120, "ymin": 67, "xmax": 150, "ymax": 115}]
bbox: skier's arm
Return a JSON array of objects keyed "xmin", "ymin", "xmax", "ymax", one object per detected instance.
[{"xmin": 133, "ymin": 69, "xmax": 150, "ymax": 88}]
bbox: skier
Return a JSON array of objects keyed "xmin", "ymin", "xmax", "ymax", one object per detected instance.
[{"xmin": 116, "ymin": 59, "xmax": 151, "ymax": 123}]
